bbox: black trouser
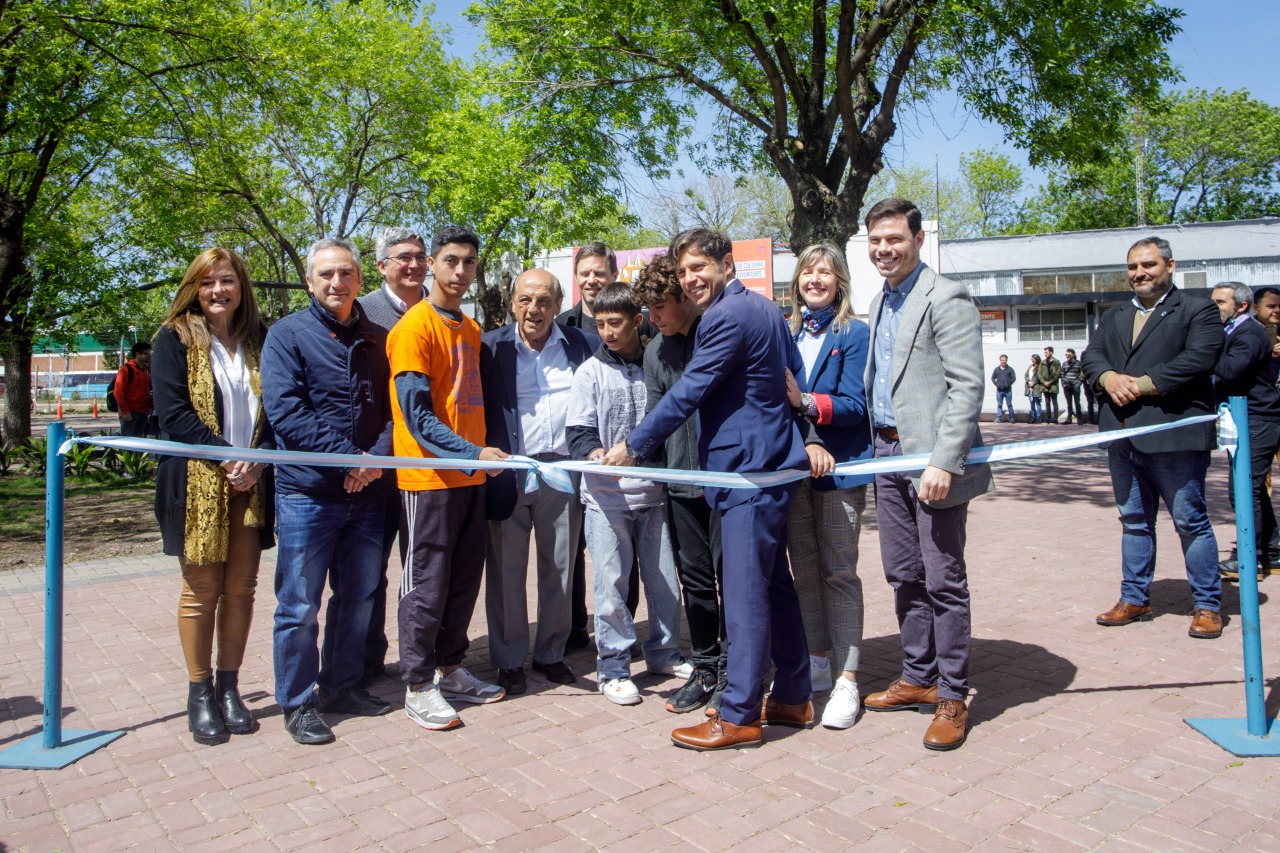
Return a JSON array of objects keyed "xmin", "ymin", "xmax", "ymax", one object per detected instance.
[
  {"xmin": 1082, "ymin": 381, "xmax": 1098, "ymax": 424},
  {"xmin": 1043, "ymin": 391, "xmax": 1060, "ymax": 423},
  {"xmin": 667, "ymin": 494, "xmax": 726, "ymax": 671},
  {"xmin": 1228, "ymin": 418, "xmax": 1280, "ymax": 561},
  {"xmin": 1061, "ymin": 382, "xmax": 1083, "ymax": 424}
]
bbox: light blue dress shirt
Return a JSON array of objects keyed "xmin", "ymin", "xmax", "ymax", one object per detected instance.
[{"xmin": 871, "ymin": 262, "xmax": 924, "ymax": 429}]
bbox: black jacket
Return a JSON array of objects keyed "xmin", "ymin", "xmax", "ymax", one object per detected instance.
[
  {"xmin": 152, "ymin": 326, "xmax": 276, "ymax": 557},
  {"xmin": 1081, "ymin": 287, "xmax": 1222, "ymax": 453},
  {"xmin": 643, "ymin": 317, "xmax": 702, "ymax": 498},
  {"xmin": 1213, "ymin": 315, "xmax": 1280, "ymax": 423},
  {"xmin": 990, "ymin": 364, "xmax": 1016, "ymax": 392}
]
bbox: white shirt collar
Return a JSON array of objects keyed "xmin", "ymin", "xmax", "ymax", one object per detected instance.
[
  {"xmin": 515, "ymin": 321, "xmax": 565, "ymax": 355},
  {"xmin": 382, "ymin": 281, "xmax": 429, "ymax": 314}
]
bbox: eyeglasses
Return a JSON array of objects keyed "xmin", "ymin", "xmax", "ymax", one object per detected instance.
[{"xmin": 387, "ymin": 253, "xmax": 428, "ymax": 265}]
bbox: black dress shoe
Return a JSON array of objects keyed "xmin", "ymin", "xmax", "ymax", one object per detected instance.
[
  {"xmin": 498, "ymin": 667, "xmax": 527, "ymax": 695},
  {"xmin": 188, "ymin": 677, "xmax": 230, "ymax": 746},
  {"xmin": 285, "ymin": 702, "xmax": 335, "ymax": 744},
  {"xmin": 666, "ymin": 666, "xmax": 717, "ymax": 713},
  {"xmin": 318, "ymin": 687, "xmax": 392, "ymax": 717},
  {"xmin": 565, "ymin": 628, "xmax": 591, "ymax": 652},
  {"xmin": 531, "ymin": 660, "xmax": 575, "ymax": 684},
  {"xmin": 215, "ymin": 670, "xmax": 255, "ymax": 734}
]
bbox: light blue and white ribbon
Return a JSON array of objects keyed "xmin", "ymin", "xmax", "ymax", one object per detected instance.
[{"xmin": 61, "ymin": 413, "xmax": 1218, "ymax": 495}]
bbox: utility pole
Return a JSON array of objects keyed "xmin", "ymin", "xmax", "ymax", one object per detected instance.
[{"xmin": 1134, "ymin": 105, "xmax": 1148, "ymax": 227}]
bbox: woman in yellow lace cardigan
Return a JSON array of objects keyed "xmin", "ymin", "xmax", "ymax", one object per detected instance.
[{"xmin": 153, "ymin": 248, "xmax": 274, "ymax": 746}]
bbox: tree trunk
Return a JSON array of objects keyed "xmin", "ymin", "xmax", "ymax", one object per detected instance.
[
  {"xmin": 2, "ymin": 328, "xmax": 32, "ymax": 448},
  {"xmin": 786, "ymin": 173, "xmax": 861, "ymax": 259},
  {"xmin": 475, "ymin": 265, "xmax": 508, "ymax": 332},
  {"xmin": 0, "ymin": 187, "xmax": 31, "ymax": 446}
]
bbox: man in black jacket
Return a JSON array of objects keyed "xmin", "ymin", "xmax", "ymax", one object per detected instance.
[
  {"xmin": 990, "ymin": 354, "xmax": 1016, "ymax": 423},
  {"xmin": 1210, "ymin": 282, "xmax": 1280, "ymax": 580},
  {"xmin": 1081, "ymin": 236, "xmax": 1224, "ymax": 640},
  {"xmin": 1060, "ymin": 348, "xmax": 1085, "ymax": 425}
]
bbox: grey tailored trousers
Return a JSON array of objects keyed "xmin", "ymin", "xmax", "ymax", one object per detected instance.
[
  {"xmin": 485, "ymin": 480, "xmax": 582, "ymax": 671},
  {"xmin": 873, "ymin": 433, "xmax": 972, "ymax": 701}
]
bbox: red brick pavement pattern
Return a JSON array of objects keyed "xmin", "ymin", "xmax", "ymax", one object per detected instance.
[{"xmin": 2, "ymin": 423, "xmax": 1278, "ymax": 850}]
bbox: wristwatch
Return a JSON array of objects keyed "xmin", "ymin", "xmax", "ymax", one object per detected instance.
[{"xmin": 624, "ymin": 441, "xmax": 638, "ymax": 459}]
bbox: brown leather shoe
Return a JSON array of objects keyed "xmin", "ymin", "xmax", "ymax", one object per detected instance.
[
  {"xmin": 1096, "ymin": 601, "xmax": 1153, "ymax": 626},
  {"xmin": 923, "ymin": 698, "xmax": 969, "ymax": 751},
  {"xmin": 671, "ymin": 713, "xmax": 762, "ymax": 750},
  {"xmin": 761, "ymin": 694, "xmax": 814, "ymax": 728},
  {"xmin": 1189, "ymin": 608, "xmax": 1223, "ymax": 639},
  {"xmin": 864, "ymin": 679, "xmax": 938, "ymax": 713}
]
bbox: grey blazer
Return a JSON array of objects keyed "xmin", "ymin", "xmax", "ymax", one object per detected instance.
[{"xmin": 864, "ymin": 265, "xmax": 994, "ymax": 508}]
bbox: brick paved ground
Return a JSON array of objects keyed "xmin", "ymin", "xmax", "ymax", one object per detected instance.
[{"xmin": 2, "ymin": 422, "xmax": 1278, "ymax": 851}]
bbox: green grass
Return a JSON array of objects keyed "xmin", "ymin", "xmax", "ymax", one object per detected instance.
[{"xmin": 0, "ymin": 474, "xmax": 153, "ymax": 537}]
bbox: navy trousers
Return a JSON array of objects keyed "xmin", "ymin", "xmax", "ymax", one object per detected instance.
[{"xmin": 717, "ymin": 483, "xmax": 811, "ymax": 725}]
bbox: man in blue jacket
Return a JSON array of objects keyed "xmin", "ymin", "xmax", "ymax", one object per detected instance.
[
  {"xmin": 261, "ymin": 238, "xmax": 395, "ymax": 745},
  {"xmin": 604, "ymin": 228, "xmax": 830, "ymax": 750}
]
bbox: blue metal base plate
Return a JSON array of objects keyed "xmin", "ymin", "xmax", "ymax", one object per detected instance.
[
  {"xmin": 1185, "ymin": 717, "xmax": 1280, "ymax": 757},
  {"xmin": 0, "ymin": 729, "xmax": 124, "ymax": 770}
]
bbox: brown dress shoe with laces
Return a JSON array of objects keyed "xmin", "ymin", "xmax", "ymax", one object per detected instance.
[
  {"xmin": 1096, "ymin": 601, "xmax": 1153, "ymax": 626},
  {"xmin": 1188, "ymin": 608, "xmax": 1223, "ymax": 639},
  {"xmin": 761, "ymin": 694, "xmax": 814, "ymax": 727},
  {"xmin": 864, "ymin": 679, "xmax": 938, "ymax": 713},
  {"xmin": 923, "ymin": 698, "xmax": 969, "ymax": 751},
  {"xmin": 671, "ymin": 712, "xmax": 762, "ymax": 750}
]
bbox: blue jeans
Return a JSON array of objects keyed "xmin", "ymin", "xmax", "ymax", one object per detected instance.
[
  {"xmin": 584, "ymin": 504, "xmax": 683, "ymax": 679},
  {"xmin": 1028, "ymin": 395, "xmax": 1042, "ymax": 423},
  {"xmin": 1108, "ymin": 440, "xmax": 1220, "ymax": 612},
  {"xmin": 273, "ymin": 490, "xmax": 385, "ymax": 711},
  {"xmin": 995, "ymin": 391, "xmax": 1013, "ymax": 422}
]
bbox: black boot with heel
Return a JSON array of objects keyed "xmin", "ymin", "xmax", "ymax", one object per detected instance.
[
  {"xmin": 188, "ymin": 678, "xmax": 230, "ymax": 745},
  {"xmin": 215, "ymin": 670, "xmax": 255, "ymax": 735}
]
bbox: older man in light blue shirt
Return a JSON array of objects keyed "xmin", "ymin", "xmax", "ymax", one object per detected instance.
[{"xmin": 480, "ymin": 268, "xmax": 594, "ymax": 696}]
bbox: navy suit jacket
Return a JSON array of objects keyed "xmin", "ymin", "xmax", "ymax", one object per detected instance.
[
  {"xmin": 1080, "ymin": 287, "xmax": 1222, "ymax": 453},
  {"xmin": 628, "ymin": 279, "xmax": 811, "ymax": 510},
  {"xmin": 480, "ymin": 322, "xmax": 593, "ymax": 520},
  {"xmin": 795, "ymin": 319, "xmax": 873, "ymax": 490}
]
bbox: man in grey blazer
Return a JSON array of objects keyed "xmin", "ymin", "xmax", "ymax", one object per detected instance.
[{"xmin": 860, "ymin": 198, "xmax": 993, "ymax": 751}]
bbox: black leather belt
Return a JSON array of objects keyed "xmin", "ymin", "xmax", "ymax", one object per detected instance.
[{"xmin": 875, "ymin": 427, "xmax": 900, "ymax": 441}]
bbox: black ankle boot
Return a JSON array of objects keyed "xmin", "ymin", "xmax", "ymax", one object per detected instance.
[
  {"xmin": 188, "ymin": 678, "xmax": 230, "ymax": 745},
  {"xmin": 215, "ymin": 670, "xmax": 254, "ymax": 735}
]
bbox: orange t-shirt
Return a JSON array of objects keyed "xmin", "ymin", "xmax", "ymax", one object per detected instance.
[{"xmin": 386, "ymin": 301, "xmax": 486, "ymax": 491}]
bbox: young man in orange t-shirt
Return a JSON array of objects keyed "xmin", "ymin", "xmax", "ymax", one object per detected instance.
[{"xmin": 387, "ymin": 226, "xmax": 510, "ymax": 731}]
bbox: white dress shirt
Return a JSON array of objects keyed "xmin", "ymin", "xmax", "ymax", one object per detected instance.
[
  {"xmin": 516, "ymin": 324, "xmax": 574, "ymax": 456},
  {"xmin": 209, "ymin": 338, "xmax": 258, "ymax": 449}
]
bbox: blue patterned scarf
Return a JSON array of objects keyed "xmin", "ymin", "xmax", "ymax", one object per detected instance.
[{"xmin": 801, "ymin": 304, "xmax": 837, "ymax": 336}]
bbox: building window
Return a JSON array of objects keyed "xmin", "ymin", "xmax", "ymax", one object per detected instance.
[
  {"xmin": 1021, "ymin": 269, "xmax": 1130, "ymax": 294},
  {"xmin": 1019, "ymin": 308, "xmax": 1087, "ymax": 341},
  {"xmin": 1181, "ymin": 271, "xmax": 1208, "ymax": 289}
]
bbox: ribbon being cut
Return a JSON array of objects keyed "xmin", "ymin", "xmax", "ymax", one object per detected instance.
[{"xmin": 62, "ymin": 414, "xmax": 1220, "ymax": 492}]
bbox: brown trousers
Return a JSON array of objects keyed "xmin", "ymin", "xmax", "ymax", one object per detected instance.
[{"xmin": 178, "ymin": 492, "xmax": 261, "ymax": 682}]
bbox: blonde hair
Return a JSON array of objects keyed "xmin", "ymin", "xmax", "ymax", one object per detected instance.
[
  {"xmin": 788, "ymin": 242, "xmax": 855, "ymax": 335},
  {"xmin": 161, "ymin": 248, "xmax": 265, "ymax": 351}
]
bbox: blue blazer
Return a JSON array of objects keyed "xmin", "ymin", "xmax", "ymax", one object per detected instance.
[
  {"xmin": 628, "ymin": 280, "xmax": 811, "ymax": 510},
  {"xmin": 480, "ymin": 323, "xmax": 593, "ymax": 520},
  {"xmin": 795, "ymin": 319, "xmax": 873, "ymax": 490}
]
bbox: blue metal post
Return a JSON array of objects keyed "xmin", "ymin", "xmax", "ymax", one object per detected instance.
[
  {"xmin": 1227, "ymin": 397, "xmax": 1267, "ymax": 736},
  {"xmin": 0, "ymin": 422, "xmax": 125, "ymax": 769},
  {"xmin": 43, "ymin": 421, "xmax": 66, "ymax": 748},
  {"xmin": 1185, "ymin": 396, "xmax": 1279, "ymax": 755}
]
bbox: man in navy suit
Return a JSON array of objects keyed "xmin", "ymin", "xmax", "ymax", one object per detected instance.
[
  {"xmin": 481, "ymin": 268, "xmax": 594, "ymax": 695},
  {"xmin": 604, "ymin": 229, "xmax": 831, "ymax": 750}
]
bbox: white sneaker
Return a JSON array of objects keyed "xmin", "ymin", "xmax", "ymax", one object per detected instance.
[
  {"xmin": 821, "ymin": 679, "xmax": 861, "ymax": 729},
  {"xmin": 436, "ymin": 667, "xmax": 505, "ymax": 705},
  {"xmin": 600, "ymin": 677, "xmax": 642, "ymax": 705},
  {"xmin": 809, "ymin": 655, "xmax": 833, "ymax": 692},
  {"xmin": 647, "ymin": 658, "xmax": 694, "ymax": 679},
  {"xmin": 404, "ymin": 685, "xmax": 460, "ymax": 730}
]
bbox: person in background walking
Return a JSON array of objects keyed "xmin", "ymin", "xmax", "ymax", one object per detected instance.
[{"xmin": 114, "ymin": 342, "xmax": 154, "ymax": 437}]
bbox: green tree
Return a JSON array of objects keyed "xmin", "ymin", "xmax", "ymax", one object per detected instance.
[
  {"xmin": 0, "ymin": 0, "xmax": 244, "ymax": 445},
  {"xmin": 1014, "ymin": 88, "xmax": 1280, "ymax": 232},
  {"xmin": 959, "ymin": 148, "xmax": 1024, "ymax": 236},
  {"xmin": 865, "ymin": 161, "xmax": 978, "ymax": 239},
  {"xmin": 470, "ymin": 0, "xmax": 1180, "ymax": 257}
]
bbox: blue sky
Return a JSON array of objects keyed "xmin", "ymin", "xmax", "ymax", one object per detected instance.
[{"xmin": 431, "ymin": 1, "xmax": 1280, "ymax": 188}]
